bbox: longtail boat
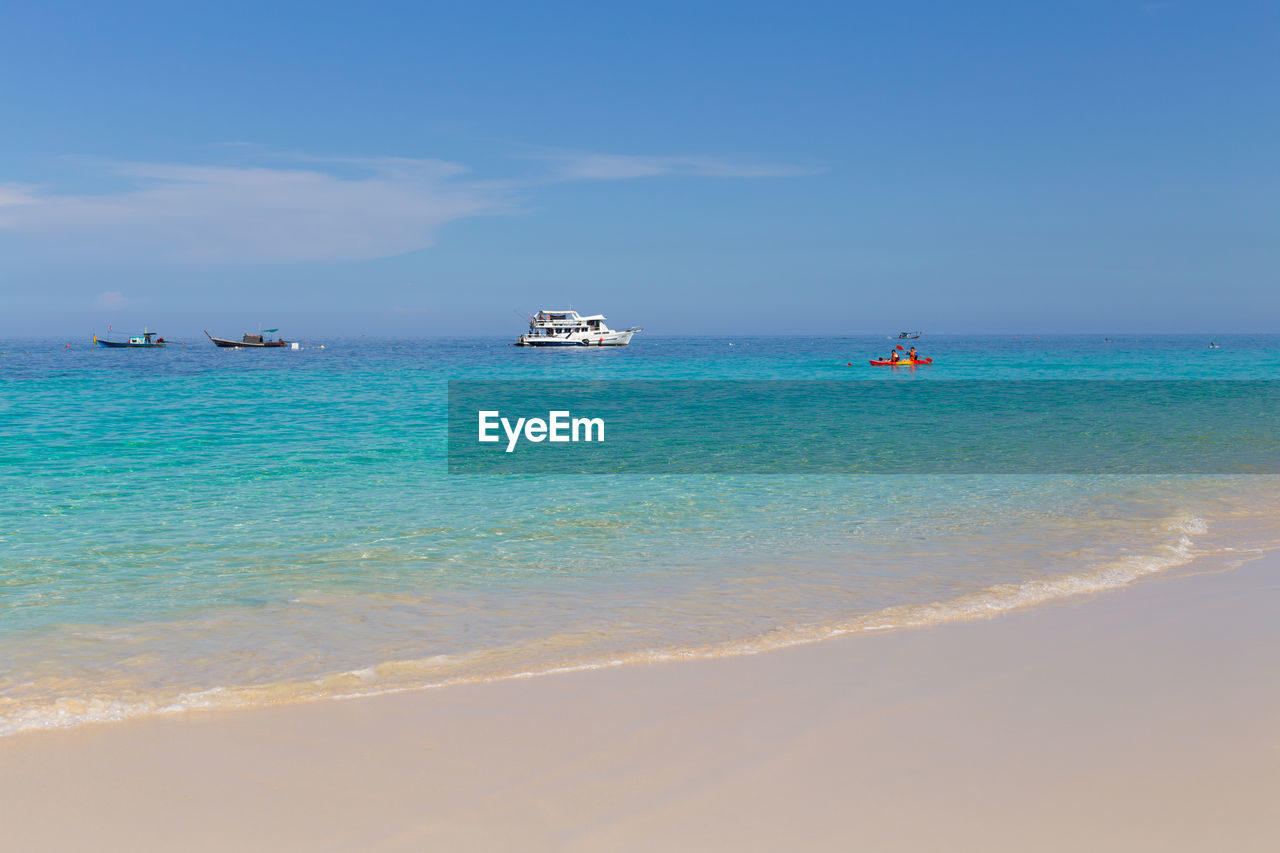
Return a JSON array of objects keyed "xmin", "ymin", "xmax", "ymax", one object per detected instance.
[
  {"xmin": 94, "ymin": 330, "xmax": 167, "ymax": 348},
  {"xmin": 205, "ymin": 329, "xmax": 289, "ymax": 348}
]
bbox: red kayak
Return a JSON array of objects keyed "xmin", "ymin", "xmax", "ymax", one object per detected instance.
[{"xmin": 868, "ymin": 357, "xmax": 933, "ymax": 366}]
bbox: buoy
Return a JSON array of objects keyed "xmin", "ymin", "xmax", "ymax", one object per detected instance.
[{"xmin": 846, "ymin": 362, "xmax": 852, "ymax": 366}]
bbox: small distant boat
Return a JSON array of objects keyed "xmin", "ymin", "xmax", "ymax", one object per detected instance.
[
  {"xmin": 515, "ymin": 310, "xmax": 641, "ymax": 347},
  {"xmin": 896, "ymin": 331, "xmax": 922, "ymax": 339},
  {"xmin": 1209, "ymin": 341, "xmax": 1221, "ymax": 349},
  {"xmin": 94, "ymin": 329, "xmax": 166, "ymax": 348},
  {"xmin": 205, "ymin": 329, "xmax": 289, "ymax": 348}
]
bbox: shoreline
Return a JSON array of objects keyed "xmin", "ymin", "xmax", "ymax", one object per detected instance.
[
  {"xmin": 1, "ymin": 507, "xmax": 1249, "ymax": 739},
  {"xmin": 3, "ymin": 544, "xmax": 1277, "ymax": 851}
]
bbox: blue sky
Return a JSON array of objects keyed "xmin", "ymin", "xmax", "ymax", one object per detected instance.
[{"xmin": 1, "ymin": 1, "xmax": 1277, "ymax": 336}]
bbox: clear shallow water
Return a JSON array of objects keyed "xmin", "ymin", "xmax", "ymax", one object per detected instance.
[{"xmin": 2, "ymin": 334, "xmax": 1279, "ymax": 734}]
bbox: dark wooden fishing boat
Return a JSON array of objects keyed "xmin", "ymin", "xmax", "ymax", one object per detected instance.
[
  {"xmin": 205, "ymin": 330, "xmax": 289, "ymax": 348},
  {"xmin": 95, "ymin": 330, "xmax": 167, "ymax": 348}
]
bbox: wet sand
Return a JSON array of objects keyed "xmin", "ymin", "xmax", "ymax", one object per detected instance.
[{"xmin": 2, "ymin": 552, "xmax": 1277, "ymax": 852}]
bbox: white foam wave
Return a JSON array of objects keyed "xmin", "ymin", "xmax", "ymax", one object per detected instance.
[{"xmin": 697, "ymin": 515, "xmax": 1213, "ymax": 654}]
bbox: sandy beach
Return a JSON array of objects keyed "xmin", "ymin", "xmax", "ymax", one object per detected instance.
[
  {"xmin": 3, "ymin": 551, "xmax": 1277, "ymax": 852},
  {"xmin": 7, "ymin": 3, "xmax": 1277, "ymax": 850}
]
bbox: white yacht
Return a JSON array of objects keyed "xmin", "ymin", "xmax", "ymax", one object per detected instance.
[{"xmin": 515, "ymin": 309, "xmax": 642, "ymax": 347}]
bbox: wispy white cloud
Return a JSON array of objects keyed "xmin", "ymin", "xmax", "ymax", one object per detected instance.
[
  {"xmin": 0, "ymin": 148, "xmax": 815, "ymax": 265},
  {"xmin": 0, "ymin": 156, "xmax": 515, "ymax": 264},
  {"xmin": 535, "ymin": 151, "xmax": 821, "ymax": 181},
  {"xmin": 0, "ymin": 184, "xmax": 40, "ymax": 207}
]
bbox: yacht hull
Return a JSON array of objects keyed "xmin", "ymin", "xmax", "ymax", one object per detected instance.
[{"xmin": 516, "ymin": 330, "xmax": 638, "ymax": 347}]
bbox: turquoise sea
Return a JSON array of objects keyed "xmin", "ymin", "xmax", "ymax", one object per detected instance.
[{"xmin": 3, "ymin": 334, "xmax": 1279, "ymax": 734}]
